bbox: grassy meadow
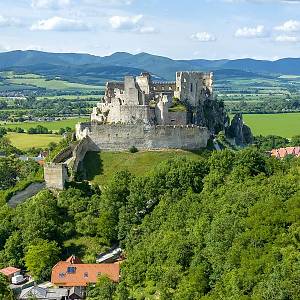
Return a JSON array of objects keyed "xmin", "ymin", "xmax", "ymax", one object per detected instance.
[
  {"xmin": 83, "ymin": 150, "xmax": 206, "ymax": 186},
  {"xmin": 7, "ymin": 132, "xmax": 62, "ymax": 150},
  {"xmin": 243, "ymin": 113, "xmax": 300, "ymax": 138},
  {"xmin": 0, "ymin": 72, "xmax": 100, "ymax": 92},
  {"xmin": 1, "ymin": 117, "xmax": 89, "ymax": 131}
]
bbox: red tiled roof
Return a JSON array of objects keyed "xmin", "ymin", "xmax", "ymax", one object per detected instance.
[
  {"xmin": 51, "ymin": 261, "xmax": 120, "ymax": 287},
  {"xmin": 0, "ymin": 267, "xmax": 21, "ymax": 277},
  {"xmin": 271, "ymin": 147, "xmax": 300, "ymax": 159}
]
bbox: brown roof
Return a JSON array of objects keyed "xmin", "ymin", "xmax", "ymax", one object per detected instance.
[
  {"xmin": 0, "ymin": 267, "xmax": 21, "ymax": 277},
  {"xmin": 51, "ymin": 261, "xmax": 120, "ymax": 287}
]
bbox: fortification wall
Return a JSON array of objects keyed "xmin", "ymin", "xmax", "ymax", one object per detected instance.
[
  {"xmin": 52, "ymin": 146, "xmax": 73, "ymax": 163},
  {"xmin": 44, "ymin": 163, "xmax": 68, "ymax": 190},
  {"xmin": 71, "ymin": 137, "xmax": 97, "ymax": 175},
  {"xmin": 77, "ymin": 123, "xmax": 209, "ymax": 151}
]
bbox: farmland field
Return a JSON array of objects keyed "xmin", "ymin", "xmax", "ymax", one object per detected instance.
[
  {"xmin": 243, "ymin": 113, "xmax": 300, "ymax": 138},
  {"xmin": 1, "ymin": 117, "xmax": 89, "ymax": 131},
  {"xmin": 7, "ymin": 132, "xmax": 62, "ymax": 150},
  {"xmin": 7, "ymin": 77, "xmax": 98, "ymax": 90},
  {"xmin": 0, "ymin": 72, "xmax": 100, "ymax": 92},
  {"xmin": 83, "ymin": 150, "xmax": 206, "ymax": 186}
]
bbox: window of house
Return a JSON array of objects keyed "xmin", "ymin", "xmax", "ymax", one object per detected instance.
[
  {"xmin": 84, "ymin": 272, "xmax": 88, "ymax": 278},
  {"xmin": 67, "ymin": 267, "xmax": 76, "ymax": 274}
]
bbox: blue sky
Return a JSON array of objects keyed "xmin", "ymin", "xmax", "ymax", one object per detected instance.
[{"xmin": 1, "ymin": 0, "xmax": 300, "ymax": 59}]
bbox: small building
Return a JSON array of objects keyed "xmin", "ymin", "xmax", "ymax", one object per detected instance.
[
  {"xmin": 51, "ymin": 256, "xmax": 120, "ymax": 288},
  {"xmin": 19, "ymin": 286, "xmax": 69, "ymax": 300},
  {"xmin": 271, "ymin": 146, "xmax": 300, "ymax": 159},
  {"xmin": 96, "ymin": 248, "xmax": 123, "ymax": 264},
  {"xmin": 0, "ymin": 266, "xmax": 21, "ymax": 280}
]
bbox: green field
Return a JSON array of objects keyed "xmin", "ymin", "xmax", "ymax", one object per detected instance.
[
  {"xmin": 37, "ymin": 94, "xmax": 104, "ymax": 101},
  {"xmin": 83, "ymin": 150, "xmax": 205, "ymax": 186},
  {"xmin": 0, "ymin": 72, "xmax": 100, "ymax": 92},
  {"xmin": 7, "ymin": 77, "xmax": 98, "ymax": 90},
  {"xmin": 243, "ymin": 113, "xmax": 300, "ymax": 138},
  {"xmin": 1, "ymin": 117, "xmax": 89, "ymax": 131},
  {"xmin": 7, "ymin": 132, "xmax": 62, "ymax": 150}
]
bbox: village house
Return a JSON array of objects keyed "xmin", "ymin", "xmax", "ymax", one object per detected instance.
[
  {"xmin": 0, "ymin": 266, "xmax": 21, "ymax": 281},
  {"xmin": 271, "ymin": 146, "xmax": 300, "ymax": 159},
  {"xmin": 51, "ymin": 255, "xmax": 120, "ymax": 288}
]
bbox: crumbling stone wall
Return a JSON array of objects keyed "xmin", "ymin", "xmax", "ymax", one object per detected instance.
[
  {"xmin": 76, "ymin": 123, "xmax": 209, "ymax": 151},
  {"xmin": 44, "ymin": 163, "xmax": 68, "ymax": 190},
  {"xmin": 44, "ymin": 137, "xmax": 94, "ymax": 189}
]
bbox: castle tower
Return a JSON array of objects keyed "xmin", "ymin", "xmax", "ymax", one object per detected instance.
[{"xmin": 175, "ymin": 71, "xmax": 213, "ymax": 107}]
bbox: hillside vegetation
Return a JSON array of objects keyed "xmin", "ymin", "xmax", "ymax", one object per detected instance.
[{"xmin": 0, "ymin": 148, "xmax": 299, "ymax": 299}]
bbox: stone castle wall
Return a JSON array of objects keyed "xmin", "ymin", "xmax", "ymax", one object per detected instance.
[
  {"xmin": 44, "ymin": 163, "xmax": 68, "ymax": 190},
  {"xmin": 76, "ymin": 123, "xmax": 210, "ymax": 151}
]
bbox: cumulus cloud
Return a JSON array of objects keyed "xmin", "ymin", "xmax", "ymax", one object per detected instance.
[
  {"xmin": 31, "ymin": 16, "xmax": 90, "ymax": 31},
  {"xmin": 274, "ymin": 35, "xmax": 300, "ymax": 42},
  {"xmin": 235, "ymin": 25, "xmax": 267, "ymax": 38},
  {"xmin": 109, "ymin": 15, "xmax": 156, "ymax": 34},
  {"xmin": 31, "ymin": 0, "xmax": 71, "ymax": 9},
  {"xmin": 0, "ymin": 15, "xmax": 20, "ymax": 27},
  {"xmin": 190, "ymin": 32, "xmax": 216, "ymax": 42},
  {"xmin": 275, "ymin": 20, "xmax": 300, "ymax": 32}
]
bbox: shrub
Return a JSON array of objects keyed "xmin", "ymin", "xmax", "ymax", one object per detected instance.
[{"xmin": 129, "ymin": 146, "xmax": 138, "ymax": 153}]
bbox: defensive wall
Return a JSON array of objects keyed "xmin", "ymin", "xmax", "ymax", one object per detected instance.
[
  {"xmin": 76, "ymin": 122, "xmax": 210, "ymax": 151},
  {"xmin": 44, "ymin": 137, "xmax": 93, "ymax": 190}
]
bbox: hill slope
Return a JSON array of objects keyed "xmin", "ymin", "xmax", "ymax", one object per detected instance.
[{"xmin": 1, "ymin": 50, "xmax": 300, "ymax": 81}]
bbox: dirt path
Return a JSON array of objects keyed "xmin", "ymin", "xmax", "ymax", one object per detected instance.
[{"xmin": 8, "ymin": 182, "xmax": 46, "ymax": 208}]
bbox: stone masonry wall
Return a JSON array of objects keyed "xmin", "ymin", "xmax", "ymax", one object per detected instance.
[
  {"xmin": 77, "ymin": 123, "xmax": 210, "ymax": 151},
  {"xmin": 44, "ymin": 163, "xmax": 68, "ymax": 190}
]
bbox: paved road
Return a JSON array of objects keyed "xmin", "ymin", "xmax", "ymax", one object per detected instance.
[{"xmin": 8, "ymin": 182, "xmax": 46, "ymax": 208}]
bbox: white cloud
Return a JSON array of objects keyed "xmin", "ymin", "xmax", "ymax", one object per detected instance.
[
  {"xmin": 0, "ymin": 44, "xmax": 11, "ymax": 52},
  {"xmin": 109, "ymin": 15, "xmax": 156, "ymax": 34},
  {"xmin": 190, "ymin": 32, "xmax": 216, "ymax": 42},
  {"xmin": 0, "ymin": 15, "xmax": 20, "ymax": 27},
  {"xmin": 274, "ymin": 35, "xmax": 300, "ymax": 42},
  {"xmin": 31, "ymin": 0, "xmax": 71, "ymax": 9},
  {"xmin": 275, "ymin": 20, "xmax": 300, "ymax": 32},
  {"xmin": 31, "ymin": 16, "xmax": 90, "ymax": 31},
  {"xmin": 109, "ymin": 15, "xmax": 142, "ymax": 30},
  {"xmin": 235, "ymin": 25, "xmax": 267, "ymax": 38}
]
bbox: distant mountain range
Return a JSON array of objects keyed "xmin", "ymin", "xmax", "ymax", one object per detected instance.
[{"xmin": 1, "ymin": 50, "xmax": 300, "ymax": 83}]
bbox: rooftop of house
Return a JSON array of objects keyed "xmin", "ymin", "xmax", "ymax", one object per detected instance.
[
  {"xmin": 0, "ymin": 266, "xmax": 21, "ymax": 277},
  {"xmin": 51, "ymin": 256, "xmax": 120, "ymax": 287},
  {"xmin": 19, "ymin": 286, "xmax": 69, "ymax": 300},
  {"xmin": 271, "ymin": 146, "xmax": 300, "ymax": 159}
]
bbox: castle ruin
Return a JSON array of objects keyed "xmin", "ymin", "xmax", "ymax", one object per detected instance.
[
  {"xmin": 45, "ymin": 71, "xmax": 252, "ymax": 189},
  {"xmin": 76, "ymin": 71, "xmax": 227, "ymax": 150}
]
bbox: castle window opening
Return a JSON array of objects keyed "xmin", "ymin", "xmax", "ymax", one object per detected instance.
[{"xmin": 190, "ymin": 83, "xmax": 193, "ymax": 93}]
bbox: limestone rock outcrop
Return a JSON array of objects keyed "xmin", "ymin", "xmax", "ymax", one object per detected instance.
[{"xmin": 226, "ymin": 113, "xmax": 253, "ymax": 146}]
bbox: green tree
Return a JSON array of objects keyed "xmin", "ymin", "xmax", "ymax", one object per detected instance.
[
  {"xmin": 87, "ymin": 276, "xmax": 116, "ymax": 300},
  {"xmin": 25, "ymin": 239, "xmax": 60, "ymax": 281},
  {"xmin": 0, "ymin": 274, "xmax": 14, "ymax": 300}
]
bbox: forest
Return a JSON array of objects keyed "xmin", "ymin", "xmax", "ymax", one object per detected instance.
[{"xmin": 0, "ymin": 146, "xmax": 299, "ymax": 299}]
